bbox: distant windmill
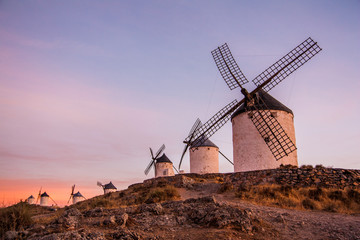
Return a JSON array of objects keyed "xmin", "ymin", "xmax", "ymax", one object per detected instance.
[
  {"xmin": 35, "ymin": 187, "xmax": 57, "ymax": 206},
  {"xmin": 179, "ymin": 118, "xmax": 233, "ymax": 174},
  {"xmin": 26, "ymin": 195, "xmax": 35, "ymax": 204},
  {"xmin": 145, "ymin": 144, "xmax": 178, "ymax": 178},
  {"xmin": 97, "ymin": 181, "xmax": 117, "ymax": 194},
  {"xmin": 67, "ymin": 185, "xmax": 86, "ymax": 205},
  {"xmin": 187, "ymin": 38, "xmax": 321, "ymax": 172}
]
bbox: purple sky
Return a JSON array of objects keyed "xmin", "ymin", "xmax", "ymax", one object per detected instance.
[{"xmin": 1, "ymin": 0, "xmax": 359, "ymax": 205}]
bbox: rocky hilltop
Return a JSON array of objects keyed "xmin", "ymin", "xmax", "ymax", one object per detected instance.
[{"xmin": 1, "ymin": 166, "xmax": 360, "ymax": 240}]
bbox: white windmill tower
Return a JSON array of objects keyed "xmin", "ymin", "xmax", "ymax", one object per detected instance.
[
  {"xmin": 67, "ymin": 185, "xmax": 86, "ymax": 205},
  {"xmin": 35, "ymin": 187, "xmax": 57, "ymax": 207},
  {"xmin": 97, "ymin": 181, "xmax": 117, "ymax": 194},
  {"xmin": 186, "ymin": 38, "xmax": 321, "ymax": 172},
  {"xmin": 26, "ymin": 195, "xmax": 35, "ymax": 204},
  {"xmin": 144, "ymin": 144, "xmax": 178, "ymax": 178},
  {"xmin": 179, "ymin": 119, "xmax": 234, "ymax": 174}
]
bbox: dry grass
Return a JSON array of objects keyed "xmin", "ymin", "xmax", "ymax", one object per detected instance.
[
  {"xmin": 144, "ymin": 185, "xmax": 180, "ymax": 203},
  {"xmin": 75, "ymin": 184, "xmax": 180, "ymax": 212},
  {"xmin": 235, "ymin": 184, "xmax": 360, "ymax": 214},
  {"xmin": 0, "ymin": 202, "xmax": 33, "ymax": 237}
]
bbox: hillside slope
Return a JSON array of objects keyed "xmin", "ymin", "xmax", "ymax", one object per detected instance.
[{"xmin": 1, "ymin": 166, "xmax": 360, "ymax": 239}]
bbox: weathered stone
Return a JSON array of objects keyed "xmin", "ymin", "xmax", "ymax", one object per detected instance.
[
  {"xmin": 4, "ymin": 231, "xmax": 18, "ymax": 240},
  {"xmin": 138, "ymin": 203, "xmax": 164, "ymax": 215},
  {"xmin": 84, "ymin": 207, "xmax": 105, "ymax": 217},
  {"xmin": 116, "ymin": 213, "xmax": 129, "ymax": 227}
]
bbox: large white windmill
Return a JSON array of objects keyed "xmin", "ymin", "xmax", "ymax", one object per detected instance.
[{"xmin": 186, "ymin": 38, "xmax": 321, "ymax": 172}]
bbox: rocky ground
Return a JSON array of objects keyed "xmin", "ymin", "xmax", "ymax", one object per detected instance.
[{"xmin": 3, "ymin": 170, "xmax": 360, "ymax": 240}]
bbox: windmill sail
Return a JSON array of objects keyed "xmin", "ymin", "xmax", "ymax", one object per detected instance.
[
  {"xmin": 211, "ymin": 43, "xmax": 248, "ymax": 89},
  {"xmin": 252, "ymin": 37, "xmax": 322, "ymax": 92},
  {"xmin": 145, "ymin": 144, "xmax": 165, "ymax": 175},
  {"xmin": 190, "ymin": 99, "xmax": 241, "ymax": 147}
]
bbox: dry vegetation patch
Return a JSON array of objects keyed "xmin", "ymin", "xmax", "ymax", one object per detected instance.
[
  {"xmin": 0, "ymin": 202, "xmax": 33, "ymax": 237},
  {"xmin": 233, "ymin": 184, "xmax": 360, "ymax": 214},
  {"xmin": 74, "ymin": 184, "xmax": 181, "ymax": 212}
]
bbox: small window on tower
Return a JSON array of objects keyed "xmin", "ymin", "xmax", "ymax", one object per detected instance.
[{"xmin": 163, "ymin": 169, "xmax": 168, "ymax": 176}]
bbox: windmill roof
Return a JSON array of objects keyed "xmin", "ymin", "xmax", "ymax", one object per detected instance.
[
  {"xmin": 231, "ymin": 89, "xmax": 293, "ymax": 119},
  {"xmin": 28, "ymin": 195, "xmax": 35, "ymax": 199},
  {"xmin": 190, "ymin": 135, "xmax": 219, "ymax": 148},
  {"xmin": 156, "ymin": 153, "xmax": 172, "ymax": 163},
  {"xmin": 41, "ymin": 192, "xmax": 49, "ymax": 197},
  {"xmin": 73, "ymin": 191, "xmax": 84, "ymax": 198},
  {"xmin": 104, "ymin": 182, "xmax": 117, "ymax": 190}
]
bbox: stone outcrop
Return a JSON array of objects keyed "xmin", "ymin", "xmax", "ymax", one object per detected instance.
[
  {"xmin": 13, "ymin": 196, "xmax": 260, "ymax": 239},
  {"xmin": 140, "ymin": 166, "xmax": 360, "ymax": 190}
]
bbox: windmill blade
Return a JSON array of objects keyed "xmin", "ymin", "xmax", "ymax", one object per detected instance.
[
  {"xmin": 67, "ymin": 195, "xmax": 73, "ymax": 204},
  {"xmin": 180, "ymin": 119, "xmax": 203, "ymax": 169},
  {"xmin": 36, "ymin": 187, "xmax": 42, "ymax": 204},
  {"xmin": 144, "ymin": 159, "xmax": 156, "ymax": 175},
  {"xmin": 247, "ymin": 97, "xmax": 296, "ymax": 160},
  {"xmin": 211, "ymin": 43, "xmax": 248, "ymax": 90},
  {"xmin": 219, "ymin": 150, "xmax": 234, "ymax": 165},
  {"xmin": 97, "ymin": 181, "xmax": 103, "ymax": 188},
  {"xmin": 252, "ymin": 37, "xmax": 322, "ymax": 93},
  {"xmin": 71, "ymin": 185, "xmax": 75, "ymax": 195},
  {"xmin": 178, "ymin": 144, "xmax": 189, "ymax": 170},
  {"xmin": 49, "ymin": 195, "xmax": 58, "ymax": 206},
  {"xmin": 191, "ymin": 99, "xmax": 243, "ymax": 146},
  {"xmin": 149, "ymin": 147, "xmax": 154, "ymax": 159},
  {"xmin": 155, "ymin": 144, "xmax": 165, "ymax": 159},
  {"xmin": 172, "ymin": 165, "xmax": 179, "ymax": 174},
  {"xmin": 187, "ymin": 118, "xmax": 202, "ymax": 138},
  {"xmin": 67, "ymin": 185, "xmax": 75, "ymax": 204}
]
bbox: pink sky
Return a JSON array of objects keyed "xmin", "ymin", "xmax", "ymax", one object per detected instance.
[{"xmin": 1, "ymin": 1, "xmax": 359, "ymax": 206}]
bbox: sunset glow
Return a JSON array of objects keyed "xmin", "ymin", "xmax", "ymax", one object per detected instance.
[{"xmin": 1, "ymin": 1, "xmax": 359, "ymax": 206}]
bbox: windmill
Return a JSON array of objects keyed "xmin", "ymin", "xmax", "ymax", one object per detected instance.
[
  {"xmin": 187, "ymin": 37, "xmax": 321, "ymax": 172},
  {"xmin": 26, "ymin": 195, "xmax": 35, "ymax": 204},
  {"xmin": 67, "ymin": 185, "xmax": 86, "ymax": 205},
  {"xmin": 179, "ymin": 118, "xmax": 233, "ymax": 174},
  {"xmin": 35, "ymin": 187, "xmax": 57, "ymax": 206},
  {"xmin": 145, "ymin": 144, "xmax": 178, "ymax": 178},
  {"xmin": 97, "ymin": 181, "xmax": 117, "ymax": 194}
]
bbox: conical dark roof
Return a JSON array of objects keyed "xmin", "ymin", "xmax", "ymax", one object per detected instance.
[
  {"xmin": 28, "ymin": 195, "xmax": 34, "ymax": 199},
  {"xmin": 232, "ymin": 89, "xmax": 293, "ymax": 119},
  {"xmin": 104, "ymin": 182, "xmax": 117, "ymax": 190},
  {"xmin": 41, "ymin": 192, "xmax": 49, "ymax": 197},
  {"xmin": 156, "ymin": 153, "xmax": 172, "ymax": 163},
  {"xmin": 190, "ymin": 135, "xmax": 218, "ymax": 149},
  {"xmin": 73, "ymin": 191, "xmax": 84, "ymax": 198}
]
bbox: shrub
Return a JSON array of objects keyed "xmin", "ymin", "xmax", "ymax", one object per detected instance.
[
  {"xmin": 0, "ymin": 202, "xmax": 33, "ymax": 237},
  {"xmin": 347, "ymin": 189, "xmax": 360, "ymax": 204},
  {"xmin": 302, "ymin": 198, "xmax": 318, "ymax": 210},
  {"xmin": 328, "ymin": 190, "xmax": 345, "ymax": 201},
  {"xmin": 144, "ymin": 185, "xmax": 180, "ymax": 204},
  {"xmin": 308, "ymin": 187, "xmax": 324, "ymax": 201},
  {"xmin": 89, "ymin": 198, "xmax": 112, "ymax": 209}
]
